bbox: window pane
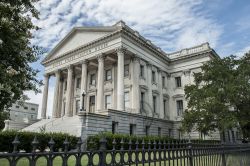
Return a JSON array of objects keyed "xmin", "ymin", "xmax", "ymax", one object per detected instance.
[
  {"xmin": 76, "ymin": 78, "xmax": 81, "ymax": 89},
  {"xmin": 90, "ymin": 74, "xmax": 96, "ymax": 85},
  {"xmin": 152, "ymin": 71, "xmax": 155, "ymax": 82},
  {"xmin": 140, "ymin": 65, "xmax": 144, "ymax": 77},
  {"xmin": 176, "ymin": 100, "xmax": 183, "ymax": 116},
  {"xmin": 124, "ymin": 65, "xmax": 129, "ymax": 77},
  {"xmin": 175, "ymin": 77, "xmax": 182, "ymax": 87},
  {"xmin": 105, "ymin": 95, "xmax": 111, "ymax": 109},
  {"xmin": 124, "ymin": 92, "xmax": 129, "ymax": 108},
  {"xmin": 106, "ymin": 69, "xmax": 112, "ymax": 81}
]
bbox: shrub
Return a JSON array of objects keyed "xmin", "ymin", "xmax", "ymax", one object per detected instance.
[{"xmin": 0, "ymin": 130, "xmax": 78, "ymax": 152}]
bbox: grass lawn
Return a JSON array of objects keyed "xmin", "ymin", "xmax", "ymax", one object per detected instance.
[{"xmin": 0, "ymin": 153, "xmax": 248, "ymax": 166}]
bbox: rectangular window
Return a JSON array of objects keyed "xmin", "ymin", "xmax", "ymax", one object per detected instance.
[
  {"xmin": 124, "ymin": 92, "xmax": 130, "ymax": 108},
  {"xmin": 145, "ymin": 126, "xmax": 150, "ymax": 136},
  {"xmin": 64, "ymin": 81, "xmax": 67, "ymax": 91},
  {"xmin": 76, "ymin": 77, "xmax": 81, "ymax": 89},
  {"xmin": 129, "ymin": 124, "xmax": 136, "ymax": 135},
  {"xmin": 31, "ymin": 115, "xmax": 34, "ymax": 119},
  {"xmin": 152, "ymin": 71, "xmax": 156, "ymax": 83},
  {"xmin": 31, "ymin": 108, "xmax": 35, "ymax": 111},
  {"xmin": 24, "ymin": 106, "xmax": 28, "ymax": 110},
  {"xmin": 89, "ymin": 96, "xmax": 95, "ymax": 113},
  {"xmin": 140, "ymin": 92, "xmax": 145, "ymax": 111},
  {"xmin": 16, "ymin": 105, "xmax": 19, "ymax": 108},
  {"xmin": 105, "ymin": 95, "xmax": 112, "ymax": 109},
  {"xmin": 231, "ymin": 130, "xmax": 235, "ymax": 142},
  {"xmin": 140, "ymin": 65, "xmax": 144, "ymax": 77},
  {"xmin": 158, "ymin": 127, "xmax": 161, "ymax": 136},
  {"xmin": 76, "ymin": 100, "xmax": 80, "ymax": 113},
  {"xmin": 105, "ymin": 69, "xmax": 112, "ymax": 81},
  {"xmin": 124, "ymin": 64, "xmax": 129, "ymax": 77},
  {"xmin": 112, "ymin": 121, "xmax": 118, "ymax": 134},
  {"xmin": 162, "ymin": 76, "xmax": 165, "ymax": 87},
  {"xmin": 176, "ymin": 100, "xmax": 183, "ymax": 116},
  {"xmin": 175, "ymin": 77, "xmax": 182, "ymax": 87},
  {"xmin": 90, "ymin": 74, "xmax": 96, "ymax": 85},
  {"xmin": 153, "ymin": 96, "xmax": 157, "ymax": 113},
  {"xmin": 163, "ymin": 99, "xmax": 167, "ymax": 117}
]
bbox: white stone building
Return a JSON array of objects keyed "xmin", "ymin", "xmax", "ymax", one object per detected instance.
[
  {"xmin": 4, "ymin": 101, "xmax": 39, "ymax": 130},
  {"xmin": 23, "ymin": 21, "xmax": 222, "ymax": 141}
]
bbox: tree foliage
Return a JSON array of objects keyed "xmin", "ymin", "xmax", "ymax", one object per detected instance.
[
  {"xmin": 182, "ymin": 52, "xmax": 250, "ymax": 139},
  {"xmin": 0, "ymin": 0, "xmax": 42, "ymax": 114}
]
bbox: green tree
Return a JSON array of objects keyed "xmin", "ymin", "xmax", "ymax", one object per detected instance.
[
  {"xmin": 0, "ymin": 0, "xmax": 42, "ymax": 127},
  {"xmin": 182, "ymin": 52, "xmax": 250, "ymax": 140}
]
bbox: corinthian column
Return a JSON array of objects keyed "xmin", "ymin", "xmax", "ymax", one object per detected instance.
[
  {"xmin": 41, "ymin": 74, "xmax": 49, "ymax": 119},
  {"xmin": 65, "ymin": 65, "xmax": 74, "ymax": 117},
  {"xmin": 52, "ymin": 70, "xmax": 61, "ymax": 118},
  {"xmin": 131, "ymin": 56, "xmax": 140, "ymax": 113},
  {"xmin": 116, "ymin": 47, "xmax": 126, "ymax": 111},
  {"xmin": 80, "ymin": 60, "xmax": 88, "ymax": 111},
  {"xmin": 96, "ymin": 54, "xmax": 104, "ymax": 111}
]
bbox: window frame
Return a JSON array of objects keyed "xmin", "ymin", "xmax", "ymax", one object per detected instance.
[
  {"xmin": 124, "ymin": 64, "xmax": 129, "ymax": 77},
  {"xmin": 105, "ymin": 69, "xmax": 112, "ymax": 81},
  {"xmin": 152, "ymin": 70, "xmax": 156, "ymax": 83},
  {"xmin": 140, "ymin": 65, "xmax": 144, "ymax": 78},
  {"xmin": 176, "ymin": 100, "xmax": 183, "ymax": 116},
  {"xmin": 90, "ymin": 74, "xmax": 96, "ymax": 86},
  {"xmin": 175, "ymin": 76, "xmax": 182, "ymax": 87},
  {"xmin": 124, "ymin": 92, "xmax": 130, "ymax": 108},
  {"xmin": 105, "ymin": 95, "xmax": 112, "ymax": 109}
]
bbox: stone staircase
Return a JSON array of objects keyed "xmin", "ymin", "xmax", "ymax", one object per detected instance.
[{"xmin": 22, "ymin": 116, "xmax": 84, "ymax": 137}]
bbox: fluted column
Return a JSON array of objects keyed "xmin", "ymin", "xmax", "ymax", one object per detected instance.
[
  {"xmin": 57, "ymin": 77, "xmax": 64, "ymax": 117},
  {"xmin": 146, "ymin": 63, "xmax": 153, "ymax": 116},
  {"xmin": 132, "ymin": 56, "xmax": 140, "ymax": 113},
  {"xmin": 116, "ymin": 47, "xmax": 126, "ymax": 111},
  {"xmin": 52, "ymin": 70, "xmax": 61, "ymax": 118},
  {"xmin": 65, "ymin": 65, "xmax": 74, "ymax": 117},
  {"xmin": 80, "ymin": 60, "xmax": 88, "ymax": 112},
  {"xmin": 96, "ymin": 54, "xmax": 104, "ymax": 111},
  {"xmin": 158, "ymin": 69, "xmax": 164, "ymax": 118},
  {"xmin": 41, "ymin": 74, "xmax": 50, "ymax": 119}
]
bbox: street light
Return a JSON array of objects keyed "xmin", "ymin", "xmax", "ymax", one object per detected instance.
[{"xmin": 80, "ymin": 91, "xmax": 86, "ymax": 112}]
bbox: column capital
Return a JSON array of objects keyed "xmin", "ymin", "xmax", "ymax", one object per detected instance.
[
  {"xmin": 115, "ymin": 46, "xmax": 127, "ymax": 54},
  {"xmin": 132, "ymin": 54, "xmax": 141, "ymax": 63},
  {"xmin": 43, "ymin": 73, "xmax": 50, "ymax": 78},
  {"xmin": 80, "ymin": 59, "xmax": 89, "ymax": 65},
  {"xmin": 146, "ymin": 62, "xmax": 152, "ymax": 67},
  {"xmin": 96, "ymin": 53, "xmax": 105, "ymax": 62},
  {"xmin": 67, "ymin": 65, "xmax": 74, "ymax": 71}
]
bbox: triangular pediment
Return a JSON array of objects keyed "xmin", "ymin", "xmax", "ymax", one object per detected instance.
[{"xmin": 43, "ymin": 26, "xmax": 118, "ymax": 63}]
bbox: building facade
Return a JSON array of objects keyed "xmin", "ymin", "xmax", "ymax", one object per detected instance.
[
  {"xmin": 4, "ymin": 101, "xmax": 39, "ymax": 130},
  {"xmin": 23, "ymin": 21, "xmax": 223, "ymax": 141}
]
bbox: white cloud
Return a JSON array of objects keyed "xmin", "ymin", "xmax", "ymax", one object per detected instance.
[
  {"xmin": 32, "ymin": 0, "xmax": 223, "ymax": 52},
  {"xmin": 235, "ymin": 45, "xmax": 250, "ymax": 57}
]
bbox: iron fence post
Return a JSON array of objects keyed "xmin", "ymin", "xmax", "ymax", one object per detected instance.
[
  {"xmin": 221, "ymin": 142, "xmax": 226, "ymax": 166},
  {"xmin": 99, "ymin": 137, "xmax": 107, "ymax": 166},
  {"xmin": 188, "ymin": 140, "xmax": 193, "ymax": 166}
]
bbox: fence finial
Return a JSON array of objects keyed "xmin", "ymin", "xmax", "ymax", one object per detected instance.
[
  {"xmin": 135, "ymin": 139, "xmax": 139, "ymax": 150},
  {"xmin": 48, "ymin": 137, "xmax": 55, "ymax": 152},
  {"xmin": 142, "ymin": 139, "xmax": 145, "ymax": 150},
  {"xmin": 31, "ymin": 136, "xmax": 39, "ymax": 152},
  {"xmin": 120, "ymin": 138, "xmax": 124, "ymax": 150},
  {"xmin": 12, "ymin": 135, "xmax": 20, "ymax": 153}
]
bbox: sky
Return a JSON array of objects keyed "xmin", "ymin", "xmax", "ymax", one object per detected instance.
[{"xmin": 25, "ymin": 0, "xmax": 250, "ymax": 118}]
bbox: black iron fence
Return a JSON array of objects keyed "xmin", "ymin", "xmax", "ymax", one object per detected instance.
[{"xmin": 0, "ymin": 136, "xmax": 250, "ymax": 166}]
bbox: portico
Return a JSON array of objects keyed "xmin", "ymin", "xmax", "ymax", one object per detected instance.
[{"xmin": 40, "ymin": 46, "xmax": 139, "ymax": 119}]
